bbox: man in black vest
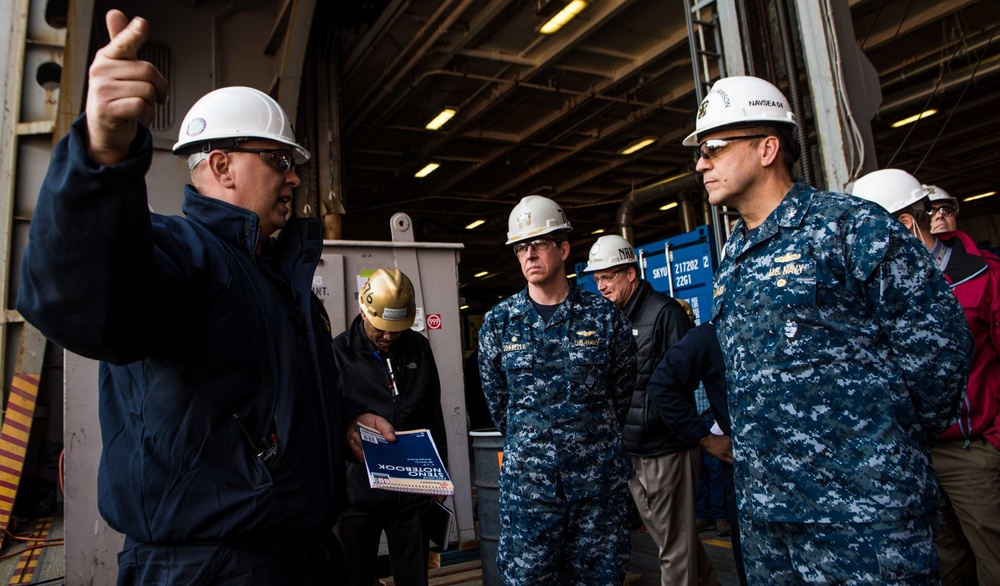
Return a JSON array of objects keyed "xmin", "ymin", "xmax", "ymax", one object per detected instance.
[{"xmin": 585, "ymin": 235, "xmax": 718, "ymax": 586}]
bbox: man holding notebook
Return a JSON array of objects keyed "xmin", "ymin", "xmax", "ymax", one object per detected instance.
[{"xmin": 331, "ymin": 268, "xmax": 449, "ymax": 586}]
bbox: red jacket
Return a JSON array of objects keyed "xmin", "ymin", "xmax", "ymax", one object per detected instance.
[{"xmin": 936, "ymin": 231, "xmax": 1000, "ymax": 451}]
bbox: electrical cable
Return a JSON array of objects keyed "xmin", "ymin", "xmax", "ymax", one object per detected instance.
[
  {"xmin": 5, "ymin": 529, "xmax": 64, "ymax": 544},
  {"xmin": 859, "ymin": 2, "xmax": 887, "ymax": 51},
  {"xmin": 821, "ymin": 0, "xmax": 866, "ymax": 183},
  {"xmin": 58, "ymin": 448, "xmax": 64, "ymax": 496},
  {"xmin": 914, "ymin": 23, "xmax": 999, "ymax": 174},
  {"xmin": 0, "ymin": 542, "xmax": 63, "ymax": 562}
]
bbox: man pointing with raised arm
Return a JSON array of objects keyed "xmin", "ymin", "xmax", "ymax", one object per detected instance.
[{"xmin": 17, "ymin": 10, "xmax": 393, "ymax": 584}]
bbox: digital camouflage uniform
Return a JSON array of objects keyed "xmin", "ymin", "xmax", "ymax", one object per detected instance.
[
  {"xmin": 711, "ymin": 181, "xmax": 973, "ymax": 583},
  {"xmin": 478, "ymin": 284, "xmax": 637, "ymax": 585}
]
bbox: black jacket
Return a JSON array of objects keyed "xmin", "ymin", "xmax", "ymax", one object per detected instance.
[
  {"xmin": 17, "ymin": 116, "xmax": 367, "ymax": 546},
  {"xmin": 621, "ymin": 280, "xmax": 696, "ymax": 456},
  {"xmin": 332, "ymin": 315, "xmax": 448, "ymax": 509}
]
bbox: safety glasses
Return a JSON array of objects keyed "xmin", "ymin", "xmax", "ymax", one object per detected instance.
[
  {"xmin": 592, "ymin": 268, "xmax": 626, "ymax": 285},
  {"xmin": 692, "ymin": 134, "xmax": 768, "ymax": 164},
  {"xmin": 926, "ymin": 206, "xmax": 957, "ymax": 218},
  {"xmin": 512, "ymin": 238, "xmax": 561, "ymax": 257},
  {"xmin": 225, "ymin": 148, "xmax": 295, "ymax": 172}
]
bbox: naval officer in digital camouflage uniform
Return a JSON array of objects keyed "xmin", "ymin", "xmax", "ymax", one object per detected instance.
[
  {"xmin": 686, "ymin": 76, "xmax": 973, "ymax": 584},
  {"xmin": 478, "ymin": 195, "xmax": 637, "ymax": 585}
]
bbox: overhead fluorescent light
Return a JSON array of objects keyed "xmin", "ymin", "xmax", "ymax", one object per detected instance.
[
  {"xmin": 890, "ymin": 109, "xmax": 937, "ymax": 129},
  {"xmin": 465, "ymin": 219, "xmax": 486, "ymax": 230},
  {"xmin": 460, "ymin": 304, "xmax": 469, "ymax": 310},
  {"xmin": 566, "ymin": 272, "xmax": 577, "ymax": 279},
  {"xmin": 475, "ymin": 271, "xmax": 489, "ymax": 278},
  {"xmin": 619, "ymin": 138, "xmax": 656, "ymax": 155},
  {"xmin": 414, "ymin": 163, "xmax": 440, "ymax": 178},
  {"xmin": 963, "ymin": 190, "xmax": 995, "ymax": 202},
  {"xmin": 425, "ymin": 108, "xmax": 457, "ymax": 130},
  {"xmin": 591, "ymin": 228, "xmax": 605, "ymax": 235},
  {"xmin": 659, "ymin": 202, "xmax": 678, "ymax": 211},
  {"xmin": 539, "ymin": 0, "xmax": 588, "ymax": 34}
]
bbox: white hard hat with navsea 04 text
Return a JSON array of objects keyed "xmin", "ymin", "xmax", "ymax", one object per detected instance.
[
  {"xmin": 585, "ymin": 235, "xmax": 637, "ymax": 272},
  {"xmin": 683, "ymin": 76, "xmax": 797, "ymax": 146},
  {"xmin": 506, "ymin": 195, "xmax": 573, "ymax": 244},
  {"xmin": 850, "ymin": 169, "xmax": 926, "ymax": 214},
  {"xmin": 359, "ymin": 268, "xmax": 416, "ymax": 332},
  {"xmin": 172, "ymin": 86, "xmax": 310, "ymax": 164}
]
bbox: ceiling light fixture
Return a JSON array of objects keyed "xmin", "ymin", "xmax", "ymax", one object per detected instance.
[
  {"xmin": 963, "ymin": 190, "xmax": 995, "ymax": 202},
  {"xmin": 566, "ymin": 272, "xmax": 577, "ymax": 279},
  {"xmin": 425, "ymin": 108, "xmax": 457, "ymax": 130},
  {"xmin": 460, "ymin": 304, "xmax": 469, "ymax": 310},
  {"xmin": 414, "ymin": 163, "xmax": 440, "ymax": 178},
  {"xmin": 890, "ymin": 109, "xmax": 938, "ymax": 129},
  {"xmin": 466, "ymin": 219, "xmax": 486, "ymax": 230},
  {"xmin": 591, "ymin": 228, "xmax": 605, "ymax": 235},
  {"xmin": 619, "ymin": 138, "xmax": 656, "ymax": 155},
  {"xmin": 475, "ymin": 271, "xmax": 489, "ymax": 278},
  {"xmin": 659, "ymin": 202, "xmax": 678, "ymax": 211},
  {"xmin": 538, "ymin": 0, "xmax": 589, "ymax": 35}
]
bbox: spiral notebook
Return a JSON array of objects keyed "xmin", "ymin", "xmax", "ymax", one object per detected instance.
[{"xmin": 358, "ymin": 423, "xmax": 455, "ymax": 496}]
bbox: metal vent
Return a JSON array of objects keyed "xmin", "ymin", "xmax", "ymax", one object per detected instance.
[{"xmin": 138, "ymin": 40, "xmax": 173, "ymax": 132}]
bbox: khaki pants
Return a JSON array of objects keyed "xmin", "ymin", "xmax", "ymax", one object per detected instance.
[
  {"xmin": 629, "ymin": 447, "xmax": 719, "ymax": 586},
  {"xmin": 932, "ymin": 437, "xmax": 1000, "ymax": 586}
]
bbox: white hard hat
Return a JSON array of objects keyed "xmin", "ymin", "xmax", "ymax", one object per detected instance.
[
  {"xmin": 584, "ymin": 235, "xmax": 637, "ymax": 272},
  {"xmin": 172, "ymin": 86, "xmax": 310, "ymax": 164},
  {"xmin": 850, "ymin": 169, "xmax": 926, "ymax": 214},
  {"xmin": 683, "ymin": 76, "xmax": 797, "ymax": 146},
  {"xmin": 506, "ymin": 195, "xmax": 572, "ymax": 244},
  {"xmin": 922, "ymin": 184, "xmax": 959, "ymax": 212}
]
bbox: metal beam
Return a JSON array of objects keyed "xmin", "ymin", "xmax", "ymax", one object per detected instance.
[
  {"xmin": 275, "ymin": 0, "xmax": 317, "ymax": 131},
  {"xmin": 796, "ymin": 0, "xmax": 880, "ymax": 190}
]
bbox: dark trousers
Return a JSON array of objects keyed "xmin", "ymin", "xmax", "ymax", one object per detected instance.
[
  {"xmin": 722, "ymin": 462, "xmax": 748, "ymax": 586},
  {"xmin": 696, "ymin": 412, "xmax": 727, "ymax": 521},
  {"xmin": 334, "ymin": 502, "xmax": 430, "ymax": 586},
  {"xmin": 117, "ymin": 538, "xmax": 336, "ymax": 585}
]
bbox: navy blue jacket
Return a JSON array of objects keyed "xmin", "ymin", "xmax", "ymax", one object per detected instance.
[
  {"xmin": 646, "ymin": 321, "xmax": 731, "ymax": 441},
  {"xmin": 17, "ymin": 116, "xmax": 366, "ymax": 546}
]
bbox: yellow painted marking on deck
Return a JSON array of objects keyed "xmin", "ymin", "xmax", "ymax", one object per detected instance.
[
  {"xmin": 9, "ymin": 517, "xmax": 53, "ymax": 584},
  {"xmin": 701, "ymin": 538, "xmax": 733, "ymax": 549},
  {"xmin": 0, "ymin": 374, "xmax": 42, "ymax": 548}
]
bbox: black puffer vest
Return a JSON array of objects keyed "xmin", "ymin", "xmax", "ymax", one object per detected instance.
[{"xmin": 621, "ymin": 280, "xmax": 696, "ymax": 457}]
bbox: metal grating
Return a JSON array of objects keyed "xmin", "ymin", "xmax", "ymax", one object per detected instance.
[{"xmin": 138, "ymin": 40, "xmax": 173, "ymax": 131}]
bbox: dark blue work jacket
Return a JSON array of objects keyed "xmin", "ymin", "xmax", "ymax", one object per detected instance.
[{"xmin": 17, "ymin": 116, "xmax": 365, "ymax": 547}]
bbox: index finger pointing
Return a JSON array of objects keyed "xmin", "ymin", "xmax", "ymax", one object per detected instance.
[{"xmin": 102, "ymin": 10, "xmax": 149, "ymax": 61}]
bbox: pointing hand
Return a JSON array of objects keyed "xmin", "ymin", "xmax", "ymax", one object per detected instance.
[{"xmin": 85, "ymin": 10, "xmax": 169, "ymax": 165}]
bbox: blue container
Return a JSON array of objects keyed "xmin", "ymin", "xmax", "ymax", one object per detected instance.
[{"xmin": 470, "ymin": 429, "xmax": 503, "ymax": 586}]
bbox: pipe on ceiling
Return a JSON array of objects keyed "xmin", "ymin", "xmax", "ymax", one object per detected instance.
[
  {"xmin": 877, "ymin": 56, "xmax": 1000, "ymax": 116},
  {"xmin": 615, "ymin": 172, "xmax": 700, "ymax": 243},
  {"xmin": 881, "ymin": 33, "xmax": 998, "ymax": 92},
  {"xmin": 347, "ymin": 0, "xmax": 476, "ymax": 132}
]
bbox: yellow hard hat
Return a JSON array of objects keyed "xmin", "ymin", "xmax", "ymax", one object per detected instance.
[{"xmin": 359, "ymin": 268, "xmax": 416, "ymax": 332}]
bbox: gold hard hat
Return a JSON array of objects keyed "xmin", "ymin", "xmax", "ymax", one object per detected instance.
[{"xmin": 360, "ymin": 268, "xmax": 416, "ymax": 332}]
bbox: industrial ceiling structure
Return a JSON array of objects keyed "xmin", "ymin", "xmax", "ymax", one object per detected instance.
[{"xmin": 319, "ymin": 0, "xmax": 1000, "ymax": 314}]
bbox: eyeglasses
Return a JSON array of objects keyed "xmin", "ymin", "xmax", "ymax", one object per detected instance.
[
  {"xmin": 592, "ymin": 268, "xmax": 626, "ymax": 285},
  {"xmin": 225, "ymin": 148, "xmax": 295, "ymax": 172},
  {"xmin": 926, "ymin": 206, "xmax": 957, "ymax": 218},
  {"xmin": 692, "ymin": 134, "xmax": 769, "ymax": 164},
  {"xmin": 512, "ymin": 238, "xmax": 561, "ymax": 257}
]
